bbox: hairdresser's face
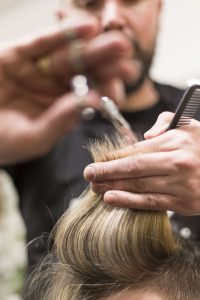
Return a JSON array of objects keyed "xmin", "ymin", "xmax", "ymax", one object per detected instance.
[
  {"xmin": 106, "ymin": 290, "xmax": 164, "ymax": 300},
  {"xmin": 62, "ymin": 0, "xmax": 162, "ymax": 90}
]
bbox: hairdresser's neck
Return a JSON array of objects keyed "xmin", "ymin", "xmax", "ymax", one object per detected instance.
[{"xmin": 120, "ymin": 78, "xmax": 159, "ymax": 112}]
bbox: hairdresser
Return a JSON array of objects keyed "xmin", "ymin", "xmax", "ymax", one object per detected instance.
[
  {"xmin": 1, "ymin": 0, "xmax": 200, "ymax": 273},
  {"xmin": 0, "ymin": 17, "xmax": 134, "ymax": 165}
]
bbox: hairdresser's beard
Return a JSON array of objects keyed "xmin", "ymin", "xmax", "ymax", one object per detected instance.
[{"xmin": 125, "ymin": 39, "xmax": 155, "ymax": 94}]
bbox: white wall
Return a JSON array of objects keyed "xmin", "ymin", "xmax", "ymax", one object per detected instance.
[
  {"xmin": 0, "ymin": 0, "xmax": 199, "ymax": 88},
  {"xmin": 152, "ymin": 0, "xmax": 200, "ymax": 87}
]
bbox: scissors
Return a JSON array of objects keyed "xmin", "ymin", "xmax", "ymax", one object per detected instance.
[
  {"xmin": 100, "ymin": 96, "xmax": 137, "ymax": 143},
  {"xmin": 71, "ymin": 75, "xmax": 137, "ymax": 143}
]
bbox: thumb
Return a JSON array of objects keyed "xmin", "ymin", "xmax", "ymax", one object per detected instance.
[{"xmin": 144, "ymin": 111, "xmax": 174, "ymax": 139}]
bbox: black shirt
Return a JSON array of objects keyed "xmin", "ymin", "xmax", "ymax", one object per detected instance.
[{"xmin": 3, "ymin": 82, "xmax": 200, "ymax": 271}]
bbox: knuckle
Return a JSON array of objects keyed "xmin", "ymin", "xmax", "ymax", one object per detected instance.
[
  {"xmin": 184, "ymin": 177, "xmax": 195, "ymax": 190},
  {"xmin": 146, "ymin": 194, "xmax": 159, "ymax": 209},
  {"xmin": 178, "ymin": 131, "xmax": 192, "ymax": 146},
  {"xmin": 114, "ymin": 179, "xmax": 133, "ymax": 192},
  {"xmin": 97, "ymin": 165, "xmax": 110, "ymax": 179},
  {"xmin": 124, "ymin": 195, "xmax": 133, "ymax": 208},
  {"xmin": 173, "ymin": 152, "xmax": 196, "ymax": 171},
  {"xmin": 126, "ymin": 158, "xmax": 139, "ymax": 176},
  {"xmin": 133, "ymin": 178, "xmax": 146, "ymax": 193}
]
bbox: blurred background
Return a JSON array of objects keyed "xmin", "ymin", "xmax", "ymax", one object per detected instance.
[
  {"xmin": 0, "ymin": 0, "xmax": 199, "ymax": 299},
  {"xmin": 0, "ymin": 0, "xmax": 200, "ymax": 86}
]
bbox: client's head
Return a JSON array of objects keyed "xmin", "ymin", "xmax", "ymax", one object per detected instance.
[{"xmin": 26, "ymin": 137, "xmax": 200, "ymax": 300}]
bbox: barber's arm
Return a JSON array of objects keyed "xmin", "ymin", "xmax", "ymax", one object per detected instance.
[
  {"xmin": 0, "ymin": 17, "xmax": 135, "ymax": 165},
  {"xmin": 84, "ymin": 112, "xmax": 200, "ymax": 216}
]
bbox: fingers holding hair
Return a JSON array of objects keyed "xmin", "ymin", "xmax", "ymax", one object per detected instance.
[{"xmin": 103, "ymin": 190, "xmax": 177, "ymax": 212}]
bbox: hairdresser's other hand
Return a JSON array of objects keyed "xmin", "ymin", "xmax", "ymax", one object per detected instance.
[
  {"xmin": 0, "ymin": 17, "xmax": 136, "ymax": 165},
  {"xmin": 84, "ymin": 112, "xmax": 200, "ymax": 216},
  {"xmin": 0, "ymin": 18, "xmax": 103, "ymax": 165},
  {"xmin": 0, "ymin": 17, "xmax": 134, "ymax": 107}
]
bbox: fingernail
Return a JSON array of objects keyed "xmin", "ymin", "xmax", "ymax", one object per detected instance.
[
  {"xmin": 84, "ymin": 166, "xmax": 95, "ymax": 181},
  {"xmin": 104, "ymin": 192, "xmax": 116, "ymax": 205}
]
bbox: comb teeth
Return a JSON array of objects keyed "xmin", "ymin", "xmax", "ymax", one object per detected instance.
[
  {"xmin": 176, "ymin": 116, "xmax": 191, "ymax": 127},
  {"xmin": 168, "ymin": 85, "xmax": 200, "ymax": 130},
  {"xmin": 177, "ymin": 88, "xmax": 200, "ymax": 127}
]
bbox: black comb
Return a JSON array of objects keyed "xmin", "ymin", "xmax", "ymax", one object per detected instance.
[{"xmin": 168, "ymin": 84, "xmax": 200, "ymax": 130}]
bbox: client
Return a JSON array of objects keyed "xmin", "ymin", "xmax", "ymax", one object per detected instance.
[{"xmin": 25, "ymin": 137, "xmax": 200, "ymax": 300}]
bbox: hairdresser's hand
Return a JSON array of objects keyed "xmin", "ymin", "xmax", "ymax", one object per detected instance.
[
  {"xmin": 0, "ymin": 17, "xmax": 136, "ymax": 165},
  {"xmin": 0, "ymin": 18, "xmax": 102, "ymax": 165},
  {"xmin": 44, "ymin": 27, "xmax": 135, "ymax": 104},
  {"xmin": 84, "ymin": 112, "xmax": 200, "ymax": 216},
  {"xmin": 0, "ymin": 17, "xmax": 134, "ymax": 106}
]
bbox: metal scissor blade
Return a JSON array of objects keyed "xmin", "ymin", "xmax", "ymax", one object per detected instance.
[{"xmin": 101, "ymin": 97, "xmax": 137, "ymax": 143}]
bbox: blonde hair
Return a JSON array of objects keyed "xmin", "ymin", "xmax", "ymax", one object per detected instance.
[{"xmin": 25, "ymin": 137, "xmax": 200, "ymax": 300}]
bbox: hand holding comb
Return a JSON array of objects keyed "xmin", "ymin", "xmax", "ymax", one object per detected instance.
[{"xmin": 168, "ymin": 84, "xmax": 200, "ymax": 130}]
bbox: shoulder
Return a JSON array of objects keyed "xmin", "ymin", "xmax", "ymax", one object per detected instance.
[{"xmin": 154, "ymin": 82, "xmax": 185, "ymax": 110}]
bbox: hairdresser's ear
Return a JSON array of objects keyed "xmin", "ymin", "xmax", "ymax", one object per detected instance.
[{"xmin": 54, "ymin": 9, "xmax": 67, "ymax": 22}]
